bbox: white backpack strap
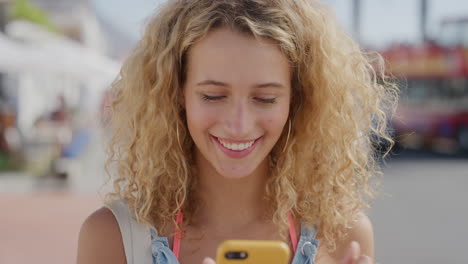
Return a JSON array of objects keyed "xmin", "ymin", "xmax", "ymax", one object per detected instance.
[{"xmin": 105, "ymin": 199, "xmax": 153, "ymax": 264}]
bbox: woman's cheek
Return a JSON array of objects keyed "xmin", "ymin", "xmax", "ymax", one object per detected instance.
[
  {"xmin": 186, "ymin": 102, "xmax": 220, "ymax": 129},
  {"xmin": 259, "ymin": 107, "xmax": 289, "ymax": 135}
]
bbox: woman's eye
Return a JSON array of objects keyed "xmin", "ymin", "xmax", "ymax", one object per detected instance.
[
  {"xmin": 255, "ymin": 97, "xmax": 276, "ymax": 104},
  {"xmin": 201, "ymin": 95, "xmax": 276, "ymax": 104},
  {"xmin": 201, "ymin": 95, "xmax": 225, "ymax": 101}
]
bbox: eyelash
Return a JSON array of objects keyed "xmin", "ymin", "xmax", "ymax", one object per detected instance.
[
  {"xmin": 202, "ymin": 95, "xmax": 225, "ymax": 101},
  {"xmin": 201, "ymin": 95, "xmax": 276, "ymax": 104},
  {"xmin": 256, "ymin": 98, "xmax": 276, "ymax": 104}
]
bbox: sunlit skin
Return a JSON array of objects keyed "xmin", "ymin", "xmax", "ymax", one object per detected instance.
[{"xmin": 184, "ymin": 27, "xmax": 291, "ymax": 180}]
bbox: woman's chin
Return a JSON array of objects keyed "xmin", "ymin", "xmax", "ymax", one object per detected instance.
[{"xmin": 215, "ymin": 165, "xmax": 257, "ymax": 180}]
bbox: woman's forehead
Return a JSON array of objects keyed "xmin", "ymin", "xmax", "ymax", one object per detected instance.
[{"xmin": 185, "ymin": 27, "xmax": 291, "ymax": 87}]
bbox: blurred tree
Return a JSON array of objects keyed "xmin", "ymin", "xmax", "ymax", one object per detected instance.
[
  {"xmin": 11, "ymin": 0, "xmax": 57, "ymax": 32},
  {"xmin": 0, "ymin": 0, "xmax": 7, "ymax": 32}
]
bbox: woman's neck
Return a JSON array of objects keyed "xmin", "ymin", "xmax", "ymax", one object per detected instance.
[{"xmin": 192, "ymin": 152, "xmax": 270, "ymax": 232}]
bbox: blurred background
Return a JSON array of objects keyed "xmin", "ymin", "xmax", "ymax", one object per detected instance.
[{"xmin": 0, "ymin": 0, "xmax": 466, "ymax": 263}]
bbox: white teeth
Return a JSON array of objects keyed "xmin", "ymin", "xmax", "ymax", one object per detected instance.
[{"xmin": 218, "ymin": 138, "xmax": 255, "ymax": 151}]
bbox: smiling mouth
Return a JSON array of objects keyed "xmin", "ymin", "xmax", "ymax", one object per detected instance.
[{"xmin": 212, "ymin": 136, "xmax": 261, "ymax": 152}]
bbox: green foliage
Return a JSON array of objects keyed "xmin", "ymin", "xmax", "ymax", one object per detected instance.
[
  {"xmin": 0, "ymin": 151, "xmax": 22, "ymax": 171},
  {"xmin": 11, "ymin": 0, "xmax": 58, "ymax": 32}
]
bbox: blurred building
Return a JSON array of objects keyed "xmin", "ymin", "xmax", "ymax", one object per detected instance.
[
  {"xmin": 382, "ymin": 16, "xmax": 468, "ymax": 154},
  {"xmin": 30, "ymin": 0, "xmax": 107, "ymax": 53},
  {"xmin": 0, "ymin": 0, "xmax": 120, "ymax": 176}
]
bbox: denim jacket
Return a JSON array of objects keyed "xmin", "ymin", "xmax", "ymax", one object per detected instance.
[
  {"xmin": 150, "ymin": 224, "xmax": 319, "ymax": 264},
  {"xmin": 107, "ymin": 199, "xmax": 319, "ymax": 264}
]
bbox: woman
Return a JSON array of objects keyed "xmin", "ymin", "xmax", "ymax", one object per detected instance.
[{"xmin": 77, "ymin": 0, "xmax": 397, "ymax": 264}]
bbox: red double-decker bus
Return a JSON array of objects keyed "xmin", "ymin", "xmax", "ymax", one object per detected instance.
[{"xmin": 382, "ymin": 17, "xmax": 468, "ymax": 153}]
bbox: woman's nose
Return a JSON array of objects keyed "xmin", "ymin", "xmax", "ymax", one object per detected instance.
[{"xmin": 223, "ymin": 100, "xmax": 254, "ymax": 139}]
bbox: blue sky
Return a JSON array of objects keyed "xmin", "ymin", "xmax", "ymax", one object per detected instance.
[{"xmin": 92, "ymin": 0, "xmax": 468, "ymax": 48}]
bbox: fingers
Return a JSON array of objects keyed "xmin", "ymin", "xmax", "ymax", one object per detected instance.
[
  {"xmin": 202, "ymin": 257, "xmax": 216, "ymax": 264},
  {"xmin": 357, "ymin": 255, "xmax": 372, "ymax": 264},
  {"xmin": 341, "ymin": 241, "xmax": 361, "ymax": 264}
]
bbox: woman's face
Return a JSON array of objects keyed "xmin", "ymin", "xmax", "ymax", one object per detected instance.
[{"xmin": 184, "ymin": 27, "xmax": 291, "ymax": 179}]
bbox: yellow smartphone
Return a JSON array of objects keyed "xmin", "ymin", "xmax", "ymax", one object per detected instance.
[{"xmin": 216, "ymin": 240, "xmax": 290, "ymax": 264}]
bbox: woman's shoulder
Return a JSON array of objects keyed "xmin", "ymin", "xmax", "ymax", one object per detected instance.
[
  {"xmin": 316, "ymin": 212, "xmax": 374, "ymax": 263},
  {"xmin": 77, "ymin": 206, "xmax": 126, "ymax": 264}
]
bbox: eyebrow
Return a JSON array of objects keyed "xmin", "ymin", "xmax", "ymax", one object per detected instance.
[{"xmin": 196, "ymin": 79, "xmax": 285, "ymax": 89}]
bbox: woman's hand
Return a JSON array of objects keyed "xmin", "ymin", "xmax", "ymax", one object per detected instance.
[
  {"xmin": 340, "ymin": 241, "xmax": 372, "ymax": 264},
  {"xmin": 202, "ymin": 257, "xmax": 216, "ymax": 264}
]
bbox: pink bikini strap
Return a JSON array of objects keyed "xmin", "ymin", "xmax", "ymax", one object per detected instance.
[
  {"xmin": 287, "ymin": 211, "xmax": 298, "ymax": 254},
  {"xmin": 172, "ymin": 211, "xmax": 298, "ymax": 259},
  {"xmin": 172, "ymin": 211, "xmax": 184, "ymax": 259}
]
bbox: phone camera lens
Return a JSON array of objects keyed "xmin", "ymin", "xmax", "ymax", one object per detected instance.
[{"xmin": 225, "ymin": 252, "xmax": 248, "ymax": 259}]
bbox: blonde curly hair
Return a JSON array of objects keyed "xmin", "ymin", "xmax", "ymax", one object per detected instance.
[{"xmin": 105, "ymin": 0, "xmax": 398, "ymax": 251}]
